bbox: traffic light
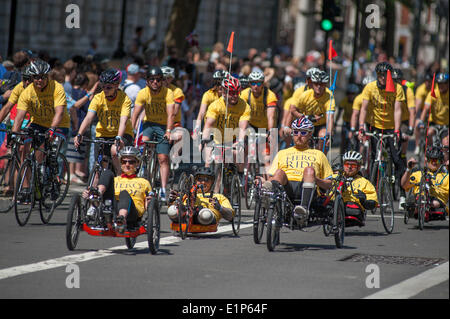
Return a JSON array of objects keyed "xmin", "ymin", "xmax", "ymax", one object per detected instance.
[{"xmin": 320, "ymin": 0, "xmax": 343, "ymax": 32}]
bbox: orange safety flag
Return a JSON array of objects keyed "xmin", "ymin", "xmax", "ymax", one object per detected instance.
[
  {"xmin": 328, "ymin": 40, "xmax": 337, "ymax": 60},
  {"xmin": 227, "ymin": 31, "xmax": 235, "ymax": 54},
  {"xmin": 430, "ymin": 72, "xmax": 436, "ymax": 98},
  {"xmin": 385, "ymin": 69, "xmax": 395, "ymax": 93}
]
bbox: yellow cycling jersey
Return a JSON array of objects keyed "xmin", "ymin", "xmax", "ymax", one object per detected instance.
[
  {"xmin": 8, "ymin": 81, "xmax": 27, "ymax": 105},
  {"xmin": 201, "ymin": 88, "xmax": 220, "ymax": 108},
  {"xmin": 135, "ymin": 86, "xmax": 175, "ymax": 125},
  {"xmin": 240, "ymin": 87, "xmax": 278, "ymax": 129},
  {"xmin": 205, "ymin": 96, "xmax": 251, "ymax": 144},
  {"xmin": 361, "ymin": 81, "xmax": 406, "ymax": 130},
  {"xmin": 352, "ymin": 93, "xmax": 374, "ymax": 126},
  {"xmin": 330, "ymin": 173, "xmax": 378, "ymax": 211},
  {"xmin": 114, "ymin": 176, "xmax": 152, "ymax": 217},
  {"xmin": 268, "ymin": 146, "xmax": 333, "ymax": 182},
  {"xmin": 415, "ymin": 83, "xmax": 433, "ymax": 111},
  {"xmin": 89, "ymin": 90, "xmax": 134, "ymax": 138},
  {"xmin": 17, "ymin": 80, "xmax": 70, "ymax": 129},
  {"xmin": 284, "ymin": 96, "xmax": 294, "ymax": 111},
  {"xmin": 404, "ymin": 170, "xmax": 449, "ymax": 206},
  {"xmin": 168, "ymin": 83, "xmax": 185, "ymax": 123},
  {"xmin": 292, "ymin": 88, "xmax": 336, "ymax": 127},
  {"xmin": 401, "ymin": 86, "xmax": 416, "ymax": 122},
  {"xmin": 424, "ymin": 88, "xmax": 449, "ymax": 126},
  {"xmin": 339, "ymin": 96, "xmax": 353, "ymax": 123},
  {"xmin": 190, "ymin": 192, "xmax": 234, "ymax": 223}
]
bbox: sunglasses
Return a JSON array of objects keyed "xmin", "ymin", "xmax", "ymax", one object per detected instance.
[
  {"xmin": 147, "ymin": 77, "xmax": 162, "ymax": 83},
  {"xmin": 250, "ymin": 82, "xmax": 263, "ymax": 87},
  {"xmin": 427, "ymin": 158, "xmax": 440, "ymax": 164},
  {"xmin": 292, "ymin": 130, "xmax": 310, "ymax": 136},
  {"xmin": 33, "ymin": 75, "xmax": 48, "ymax": 80},
  {"xmin": 344, "ymin": 162, "xmax": 359, "ymax": 169},
  {"xmin": 196, "ymin": 176, "xmax": 212, "ymax": 182},
  {"xmin": 121, "ymin": 159, "xmax": 136, "ymax": 165},
  {"xmin": 102, "ymin": 85, "xmax": 115, "ymax": 91}
]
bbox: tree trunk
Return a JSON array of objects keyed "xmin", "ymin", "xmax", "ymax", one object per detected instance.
[{"xmin": 164, "ymin": 0, "xmax": 202, "ymax": 58}]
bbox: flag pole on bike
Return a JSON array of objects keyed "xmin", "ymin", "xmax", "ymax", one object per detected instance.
[
  {"xmin": 325, "ymin": 40, "xmax": 338, "ymax": 158},
  {"xmin": 223, "ymin": 31, "xmax": 235, "ymax": 185},
  {"xmin": 422, "ymin": 72, "xmax": 436, "ymax": 168}
]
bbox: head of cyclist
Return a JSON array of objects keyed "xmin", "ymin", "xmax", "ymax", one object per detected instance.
[
  {"xmin": 425, "ymin": 146, "xmax": 444, "ymax": 172},
  {"xmin": 239, "ymin": 75, "xmax": 250, "ymax": 90},
  {"xmin": 310, "ymin": 70, "xmax": 328, "ymax": 98},
  {"xmin": 21, "ymin": 64, "xmax": 34, "ymax": 88},
  {"xmin": 222, "ymin": 75, "xmax": 241, "ymax": 106},
  {"xmin": 392, "ymin": 68, "xmax": 404, "ymax": 84},
  {"xmin": 305, "ymin": 67, "xmax": 320, "ymax": 88},
  {"xmin": 194, "ymin": 167, "xmax": 216, "ymax": 193},
  {"xmin": 161, "ymin": 66, "xmax": 175, "ymax": 87},
  {"xmin": 375, "ymin": 61, "xmax": 393, "ymax": 89},
  {"xmin": 99, "ymin": 68, "xmax": 122, "ymax": 100},
  {"xmin": 146, "ymin": 66, "xmax": 164, "ymax": 93},
  {"xmin": 248, "ymin": 71, "xmax": 265, "ymax": 97},
  {"xmin": 291, "ymin": 116, "xmax": 314, "ymax": 150},
  {"xmin": 436, "ymin": 72, "xmax": 449, "ymax": 94},
  {"xmin": 118, "ymin": 146, "xmax": 141, "ymax": 176},
  {"xmin": 28, "ymin": 59, "xmax": 51, "ymax": 91},
  {"xmin": 212, "ymin": 70, "xmax": 225, "ymax": 94},
  {"xmin": 424, "ymin": 72, "xmax": 434, "ymax": 90},
  {"xmin": 342, "ymin": 151, "xmax": 363, "ymax": 177},
  {"xmin": 346, "ymin": 83, "xmax": 360, "ymax": 102}
]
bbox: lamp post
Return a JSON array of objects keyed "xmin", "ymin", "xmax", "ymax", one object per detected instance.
[
  {"xmin": 113, "ymin": 0, "xmax": 127, "ymax": 59},
  {"xmin": 7, "ymin": 0, "xmax": 17, "ymax": 57}
]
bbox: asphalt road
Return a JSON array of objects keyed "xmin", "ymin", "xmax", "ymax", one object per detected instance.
[{"xmin": 0, "ymin": 182, "xmax": 448, "ymax": 304}]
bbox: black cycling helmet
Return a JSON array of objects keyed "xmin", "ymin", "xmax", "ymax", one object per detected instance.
[
  {"xmin": 28, "ymin": 59, "xmax": 51, "ymax": 76},
  {"xmin": 99, "ymin": 68, "xmax": 122, "ymax": 84},
  {"xmin": 239, "ymin": 75, "xmax": 249, "ymax": 89},
  {"xmin": 426, "ymin": 145, "xmax": 444, "ymax": 161},
  {"xmin": 22, "ymin": 65, "xmax": 33, "ymax": 81},
  {"xmin": 146, "ymin": 66, "xmax": 163, "ymax": 79},
  {"xmin": 194, "ymin": 166, "xmax": 215, "ymax": 179},
  {"xmin": 392, "ymin": 68, "xmax": 403, "ymax": 82},
  {"xmin": 375, "ymin": 62, "xmax": 393, "ymax": 75}
]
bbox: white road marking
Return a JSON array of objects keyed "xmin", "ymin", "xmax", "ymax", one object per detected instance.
[
  {"xmin": 363, "ymin": 261, "xmax": 449, "ymax": 299},
  {"xmin": 0, "ymin": 223, "xmax": 252, "ymax": 281}
]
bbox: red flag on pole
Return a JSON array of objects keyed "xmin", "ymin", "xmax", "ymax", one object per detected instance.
[
  {"xmin": 328, "ymin": 40, "xmax": 337, "ymax": 60},
  {"xmin": 227, "ymin": 31, "xmax": 235, "ymax": 54},
  {"xmin": 385, "ymin": 69, "xmax": 395, "ymax": 93},
  {"xmin": 430, "ymin": 72, "xmax": 436, "ymax": 98}
]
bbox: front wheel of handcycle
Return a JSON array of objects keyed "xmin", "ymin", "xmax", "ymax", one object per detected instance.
[
  {"xmin": 230, "ymin": 174, "xmax": 241, "ymax": 236},
  {"xmin": 147, "ymin": 197, "xmax": 160, "ymax": 254},
  {"xmin": 266, "ymin": 202, "xmax": 281, "ymax": 252},
  {"xmin": 66, "ymin": 194, "xmax": 83, "ymax": 251},
  {"xmin": 379, "ymin": 177, "xmax": 395, "ymax": 234},
  {"xmin": 417, "ymin": 192, "xmax": 427, "ymax": 231},
  {"xmin": 333, "ymin": 195, "xmax": 345, "ymax": 248},
  {"xmin": 253, "ymin": 199, "xmax": 267, "ymax": 244}
]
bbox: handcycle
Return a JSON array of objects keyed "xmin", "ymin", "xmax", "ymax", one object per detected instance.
[
  {"xmin": 254, "ymin": 179, "xmax": 345, "ymax": 252},
  {"xmin": 66, "ymin": 188, "xmax": 161, "ymax": 254},
  {"xmin": 81, "ymin": 138, "xmax": 116, "ymax": 188},
  {"xmin": 404, "ymin": 164, "xmax": 448, "ymax": 230},
  {"xmin": 363, "ymin": 131, "xmax": 396, "ymax": 234},
  {"xmin": 0, "ymin": 128, "xmax": 27, "ymax": 213},
  {"xmin": 14, "ymin": 128, "xmax": 70, "ymax": 226}
]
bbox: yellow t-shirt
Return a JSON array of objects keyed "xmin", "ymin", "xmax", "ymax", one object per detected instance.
[
  {"xmin": 135, "ymin": 86, "xmax": 175, "ymax": 125},
  {"xmin": 240, "ymin": 87, "xmax": 278, "ymax": 128},
  {"xmin": 424, "ymin": 88, "xmax": 449, "ymax": 126},
  {"xmin": 352, "ymin": 93, "xmax": 374, "ymax": 126},
  {"xmin": 404, "ymin": 170, "xmax": 449, "ymax": 205},
  {"xmin": 330, "ymin": 173, "xmax": 378, "ymax": 211},
  {"xmin": 114, "ymin": 176, "xmax": 152, "ymax": 217},
  {"xmin": 17, "ymin": 80, "xmax": 70, "ymax": 128},
  {"xmin": 415, "ymin": 82, "xmax": 432, "ymax": 111},
  {"xmin": 205, "ymin": 96, "xmax": 251, "ymax": 144},
  {"xmin": 191, "ymin": 192, "xmax": 234, "ymax": 223},
  {"xmin": 201, "ymin": 88, "xmax": 220, "ymax": 108},
  {"xmin": 339, "ymin": 96, "xmax": 353, "ymax": 123},
  {"xmin": 169, "ymin": 83, "xmax": 185, "ymax": 123},
  {"xmin": 268, "ymin": 146, "xmax": 333, "ymax": 182},
  {"xmin": 401, "ymin": 86, "xmax": 416, "ymax": 122},
  {"xmin": 361, "ymin": 81, "xmax": 406, "ymax": 130},
  {"xmin": 284, "ymin": 96, "xmax": 294, "ymax": 111},
  {"xmin": 292, "ymin": 89, "xmax": 336, "ymax": 126},
  {"xmin": 89, "ymin": 90, "xmax": 134, "ymax": 138},
  {"xmin": 8, "ymin": 81, "xmax": 27, "ymax": 105}
]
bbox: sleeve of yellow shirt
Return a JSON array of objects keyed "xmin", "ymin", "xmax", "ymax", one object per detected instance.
[
  {"xmin": 361, "ymin": 83, "xmax": 372, "ymax": 102},
  {"xmin": 240, "ymin": 101, "xmax": 252, "ymax": 122},
  {"xmin": 267, "ymin": 90, "xmax": 278, "ymax": 107},
  {"xmin": 54, "ymin": 82, "xmax": 67, "ymax": 107},
  {"xmin": 424, "ymin": 91, "xmax": 434, "ymax": 106},
  {"xmin": 173, "ymin": 87, "xmax": 185, "ymax": 104},
  {"xmin": 120, "ymin": 95, "xmax": 132, "ymax": 117},
  {"xmin": 165, "ymin": 88, "xmax": 175, "ymax": 105},
  {"xmin": 135, "ymin": 88, "xmax": 147, "ymax": 107},
  {"xmin": 8, "ymin": 82, "xmax": 24, "ymax": 105},
  {"xmin": 16, "ymin": 85, "xmax": 31, "ymax": 111},
  {"xmin": 268, "ymin": 152, "xmax": 280, "ymax": 176},
  {"xmin": 205, "ymin": 100, "xmax": 220, "ymax": 121},
  {"xmin": 319, "ymin": 151, "xmax": 333, "ymax": 179},
  {"xmin": 395, "ymin": 83, "xmax": 406, "ymax": 102},
  {"xmin": 88, "ymin": 93, "xmax": 100, "ymax": 113},
  {"xmin": 406, "ymin": 87, "xmax": 415, "ymax": 109}
]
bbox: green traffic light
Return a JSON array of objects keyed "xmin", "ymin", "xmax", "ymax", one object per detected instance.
[{"xmin": 321, "ymin": 19, "xmax": 333, "ymax": 31}]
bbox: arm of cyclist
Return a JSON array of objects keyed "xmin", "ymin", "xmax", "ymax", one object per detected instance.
[
  {"xmin": 115, "ymin": 115, "xmax": 129, "ymax": 148},
  {"xmin": 358, "ymin": 99, "xmax": 369, "ymax": 140},
  {"xmin": 49, "ymin": 105, "xmax": 65, "ymax": 130},
  {"xmin": 11, "ymin": 108, "xmax": 27, "ymax": 133},
  {"xmin": 349, "ymin": 108, "xmax": 360, "ymax": 139},
  {"xmin": 394, "ymin": 100, "xmax": 402, "ymax": 141},
  {"xmin": 165, "ymin": 103, "xmax": 175, "ymax": 140},
  {"xmin": 209, "ymin": 197, "xmax": 234, "ymax": 222},
  {"xmin": 74, "ymin": 110, "xmax": 96, "ymax": 148},
  {"xmin": 131, "ymin": 103, "xmax": 144, "ymax": 130},
  {"xmin": 401, "ymin": 157, "xmax": 418, "ymax": 191}
]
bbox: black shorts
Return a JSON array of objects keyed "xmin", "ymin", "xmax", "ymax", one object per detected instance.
[{"xmin": 284, "ymin": 181, "xmax": 303, "ymax": 203}]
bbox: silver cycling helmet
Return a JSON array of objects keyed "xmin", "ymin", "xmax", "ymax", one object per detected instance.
[
  {"xmin": 310, "ymin": 70, "xmax": 329, "ymax": 84},
  {"xmin": 343, "ymin": 151, "xmax": 363, "ymax": 164},
  {"xmin": 161, "ymin": 66, "xmax": 175, "ymax": 78},
  {"xmin": 119, "ymin": 146, "xmax": 142, "ymax": 164},
  {"xmin": 248, "ymin": 71, "xmax": 265, "ymax": 83}
]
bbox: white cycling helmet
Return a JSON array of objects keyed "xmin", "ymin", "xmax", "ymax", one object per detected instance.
[
  {"xmin": 161, "ymin": 66, "xmax": 175, "ymax": 78},
  {"xmin": 118, "ymin": 146, "xmax": 142, "ymax": 164},
  {"xmin": 362, "ymin": 75, "xmax": 376, "ymax": 86},
  {"xmin": 306, "ymin": 67, "xmax": 320, "ymax": 79},
  {"xmin": 310, "ymin": 70, "xmax": 329, "ymax": 84},
  {"xmin": 248, "ymin": 71, "xmax": 265, "ymax": 83},
  {"xmin": 343, "ymin": 151, "xmax": 363, "ymax": 164}
]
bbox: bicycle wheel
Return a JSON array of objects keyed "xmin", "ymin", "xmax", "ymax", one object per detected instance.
[
  {"xmin": 54, "ymin": 153, "xmax": 70, "ymax": 207},
  {"xmin": 253, "ymin": 200, "xmax": 267, "ymax": 244},
  {"xmin": 66, "ymin": 194, "xmax": 83, "ymax": 251},
  {"xmin": 333, "ymin": 195, "xmax": 345, "ymax": 248},
  {"xmin": 417, "ymin": 190, "xmax": 427, "ymax": 231},
  {"xmin": 244, "ymin": 163, "xmax": 257, "ymax": 209},
  {"xmin": 14, "ymin": 160, "xmax": 35, "ymax": 226},
  {"xmin": 147, "ymin": 197, "xmax": 160, "ymax": 254},
  {"xmin": 0, "ymin": 154, "xmax": 20, "ymax": 213},
  {"xmin": 266, "ymin": 202, "xmax": 281, "ymax": 252},
  {"xmin": 379, "ymin": 177, "xmax": 395, "ymax": 234},
  {"xmin": 178, "ymin": 174, "xmax": 192, "ymax": 240},
  {"xmin": 231, "ymin": 174, "xmax": 241, "ymax": 236}
]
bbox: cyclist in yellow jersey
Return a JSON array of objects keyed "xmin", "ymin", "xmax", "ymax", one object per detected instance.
[
  {"xmin": 193, "ymin": 70, "xmax": 224, "ymax": 140},
  {"xmin": 290, "ymin": 70, "xmax": 335, "ymax": 153},
  {"xmin": 83, "ymin": 146, "xmax": 152, "ymax": 233},
  {"xmin": 131, "ymin": 66, "xmax": 175, "ymax": 202},
  {"xmin": 263, "ymin": 117, "xmax": 333, "ymax": 226},
  {"xmin": 414, "ymin": 72, "xmax": 434, "ymax": 154},
  {"xmin": 167, "ymin": 167, "xmax": 234, "ymax": 226},
  {"xmin": 419, "ymin": 72, "xmax": 449, "ymax": 143},
  {"xmin": 75, "ymin": 69, "xmax": 134, "ymax": 173}
]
